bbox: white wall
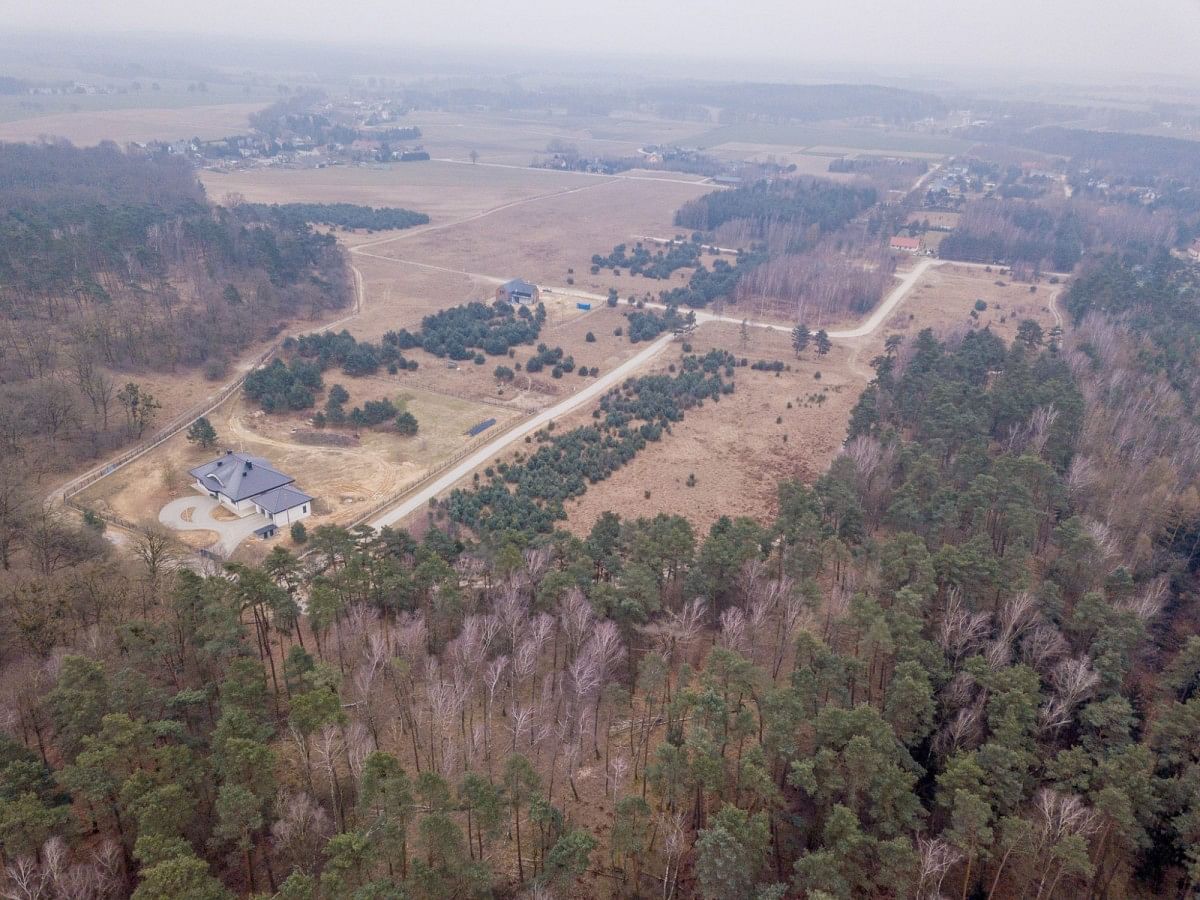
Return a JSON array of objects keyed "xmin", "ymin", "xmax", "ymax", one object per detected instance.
[
  {"xmin": 254, "ymin": 501, "xmax": 312, "ymax": 526},
  {"xmin": 193, "ymin": 479, "xmax": 256, "ymax": 517}
]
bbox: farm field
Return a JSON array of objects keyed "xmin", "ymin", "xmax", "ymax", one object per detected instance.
[
  {"xmin": 409, "ymin": 108, "xmax": 714, "ymax": 165},
  {"xmin": 353, "ymin": 173, "xmax": 714, "ymax": 295},
  {"xmin": 704, "ymin": 142, "xmax": 858, "ymax": 178},
  {"xmin": 201, "ymin": 160, "xmax": 592, "ymax": 223},
  {"xmin": 0, "ymin": 101, "xmax": 267, "ymax": 144},
  {"xmin": 692, "ymin": 122, "xmax": 971, "ymax": 156}
]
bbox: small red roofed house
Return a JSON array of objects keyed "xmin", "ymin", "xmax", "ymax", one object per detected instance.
[{"xmin": 890, "ymin": 235, "xmax": 922, "ymax": 253}]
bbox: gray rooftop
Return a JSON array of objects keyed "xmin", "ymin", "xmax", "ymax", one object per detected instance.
[
  {"xmin": 189, "ymin": 451, "xmax": 294, "ymax": 502},
  {"xmin": 500, "ymin": 278, "xmax": 536, "ymax": 295},
  {"xmin": 254, "ymin": 485, "xmax": 314, "ymax": 514}
]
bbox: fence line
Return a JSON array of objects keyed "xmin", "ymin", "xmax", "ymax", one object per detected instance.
[
  {"xmin": 348, "ymin": 412, "xmax": 532, "ymax": 528},
  {"xmin": 58, "ymin": 343, "xmax": 280, "ymax": 506}
]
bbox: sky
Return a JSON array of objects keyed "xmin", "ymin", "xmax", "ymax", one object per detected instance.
[{"xmin": 2, "ymin": 0, "xmax": 1199, "ymax": 81}]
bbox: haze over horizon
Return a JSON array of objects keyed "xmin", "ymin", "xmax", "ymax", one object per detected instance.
[{"xmin": 2, "ymin": 0, "xmax": 1199, "ymax": 82}]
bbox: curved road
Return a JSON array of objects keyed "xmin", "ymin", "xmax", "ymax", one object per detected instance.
[{"xmin": 367, "ymin": 257, "xmax": 938, "ymax": 530}]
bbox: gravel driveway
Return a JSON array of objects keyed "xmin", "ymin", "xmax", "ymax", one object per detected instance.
[{"xmin": 159, "ymin": 494, "xmax": 270, "ymax": 556}]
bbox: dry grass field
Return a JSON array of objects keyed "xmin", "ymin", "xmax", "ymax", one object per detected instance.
[
  {"xmin": 561, "ymin": 321, "xmax": 863, "ymax": 535},
  {"xmin": 355, "ymin": 173, "xmax": 714, "ymax": 294},
  {"xmin": 0, "ymin": 102, "xmax": 266, "ymax": 145},
  {"xmin": 201, "ymin": 160, "xmax": 590, "ymax": 224},
  {"xmin": 907, "ymin": 211, "xmax": 961, "ymax": 229},
  {"xmin": 881, "ymin": 263, "xmax": 1064, "ymax": 346},
  {"xmin": 409, "ymin": 109, "xmax": 714, "ymax": 166},
  {"xmin": 704, "ymin": 142, "xmax": 858, "ymax": 179}
]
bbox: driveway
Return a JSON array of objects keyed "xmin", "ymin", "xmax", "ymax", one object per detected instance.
[{"xmin": 159, "ymin": 494, "xmax": 270, "ymax": 556}]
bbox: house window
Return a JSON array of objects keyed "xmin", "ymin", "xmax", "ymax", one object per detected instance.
[{"xmin": 302, "ymin": 505, "xmax": 308, "ymax": 514}]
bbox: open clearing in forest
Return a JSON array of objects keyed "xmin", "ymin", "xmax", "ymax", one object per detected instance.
[
  {"xmin": 559, "ymin": 264, "xmax": 1066, "ymax": 536},
  {"xmin": 880, "ymin": 263, "xmax": 1064, "ymax": 345},
  {"xmin": 563, "ymin": 322, "xmax": 863, "ymax": 535},
  {"xmin": 78, "ymin": 121, "xmax": 1050, "ymax": 551}
]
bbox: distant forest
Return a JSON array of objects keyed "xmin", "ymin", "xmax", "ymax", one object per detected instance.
[
  {"xmin": 0, "ymin": 141, "xmax": 352, "ymax": 473},
  {"xmin": 395, "ymin": 82, "xmax": 944, "ymax": 126},
  {"xmin": 1014, "ymin": 127, "xmax": 1200, "ymax": 180},
  {"xmin": 674, "ymin": 179, "xmax": 876, "ymax": 240}
]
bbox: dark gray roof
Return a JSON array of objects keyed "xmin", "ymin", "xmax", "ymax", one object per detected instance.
[
  {"xmin": 189, "ymin": 452, "xmax": 294, "ymax": 502},
  {"xmin": 254, "ymin": 485, "xmax": 314, "ymax": 514},
  {"xmin": 500, "ymin": 278, "xmax": 536, "ymax": 295}
]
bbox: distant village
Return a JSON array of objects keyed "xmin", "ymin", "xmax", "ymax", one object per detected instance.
[{"xmin": 136, "ymin": 97, "xmax": 431, "ymax": 171}]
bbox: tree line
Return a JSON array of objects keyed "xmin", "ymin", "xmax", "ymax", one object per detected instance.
[
  {"xmin": 2, "ymin": 307, "xmax": 1200, "ymax": 897},
  {"xmin": 0, "ymin": 140, "xmax": 351, "ymax": 475},
  {"xmin": 239, "ymin": 203, "xmax": 429, "ymax": 232}
]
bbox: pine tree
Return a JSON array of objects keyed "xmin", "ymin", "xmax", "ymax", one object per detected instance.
[
  {"xmin": 791, "ymin": 323, "xmax": 811, "ymax": 357},
  {"xmin": 186, "ymin": 416, "xmax": 218, "ymax": 449}
]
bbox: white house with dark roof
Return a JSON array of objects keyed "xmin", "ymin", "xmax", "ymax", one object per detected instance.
[
  {"xmin": 496, "ymin": 278, "xmax": 539, "ymax": 305},
  {"xmin": 189, "ymin": 450, "xmax": 313, "ymax": 526}
]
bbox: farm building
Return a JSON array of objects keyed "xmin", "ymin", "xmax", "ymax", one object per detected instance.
[
  {"xmin": 889, "ymin": 235, "xmax": 922, "ymax": 253},
  {"xmin": 496, "ymin": 278, "xmax": 540, "ymax": 305},
  {"xmin": 189, "ymin": 450, "xmax": 314, "ymax": 525}
]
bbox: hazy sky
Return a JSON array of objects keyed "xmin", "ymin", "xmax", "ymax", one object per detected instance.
[{"xmin": 3, "ymin": 0, "xmax": 1200, "ymax": 80}]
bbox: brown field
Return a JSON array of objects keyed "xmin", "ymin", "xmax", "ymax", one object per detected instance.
[
  {"xmin": 0, "ymin": 102, "xmax": 265, "ymax": 145},
  {"xmin": 705, "ymin": 143, "xmax": 857, "ymax": 179},
  {"xmin": 483, "ymin": 264, "xmax": 1066, "ymax": 538},
  {"xmin": 202, "ymin": 160, "xmax": 590, "ymax": 224},
  {"xmin": 883, "ymin": 263, "xmax": 1064, "ymax": 346},
  {"xmin": 408, "ymin": 109, "xmax": 714, "ymax": 167},
  {"xmin": 907, "ymin": 210, "xmax": 961, "ymax": 229},
  {"xmin": 921, "ymin": 230, "xmax": 950, "ymax": 252},
  {"xmin": 560, "ymin": 322, "xmax": 863, "ymax": 535},
  {"xmin": 350, "ymin": 173, "xmax": 713, "ymax": 296},
  {"xmin": 807, "ymin": 144, "xmax": 947, "ymax": 160}
]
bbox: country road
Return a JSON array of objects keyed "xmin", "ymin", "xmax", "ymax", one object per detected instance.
[
  {"xmin": 368, "ymin": 331, "xmax": 675, "ymax": 529},
  {"xmin": 365, "ymin": 257, "xmax": 941, "ymax": 529}
]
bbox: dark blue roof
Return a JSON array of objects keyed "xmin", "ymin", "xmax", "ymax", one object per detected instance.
[
  {"xmin": 254, "ymin": 485, "xmax": 313, "ymax": 514},
  {"xmin": 189, "ymin": 451, "xmax": 294, "ymax": 502}
]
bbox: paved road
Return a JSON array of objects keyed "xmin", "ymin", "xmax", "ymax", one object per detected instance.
[
  {"xmin": 159, "ymin": 495, "xmax": 269, "ymax": 556},
  {"xmin": 368, "ymin": 332, "xmax": 676, "ymax": 529}
]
